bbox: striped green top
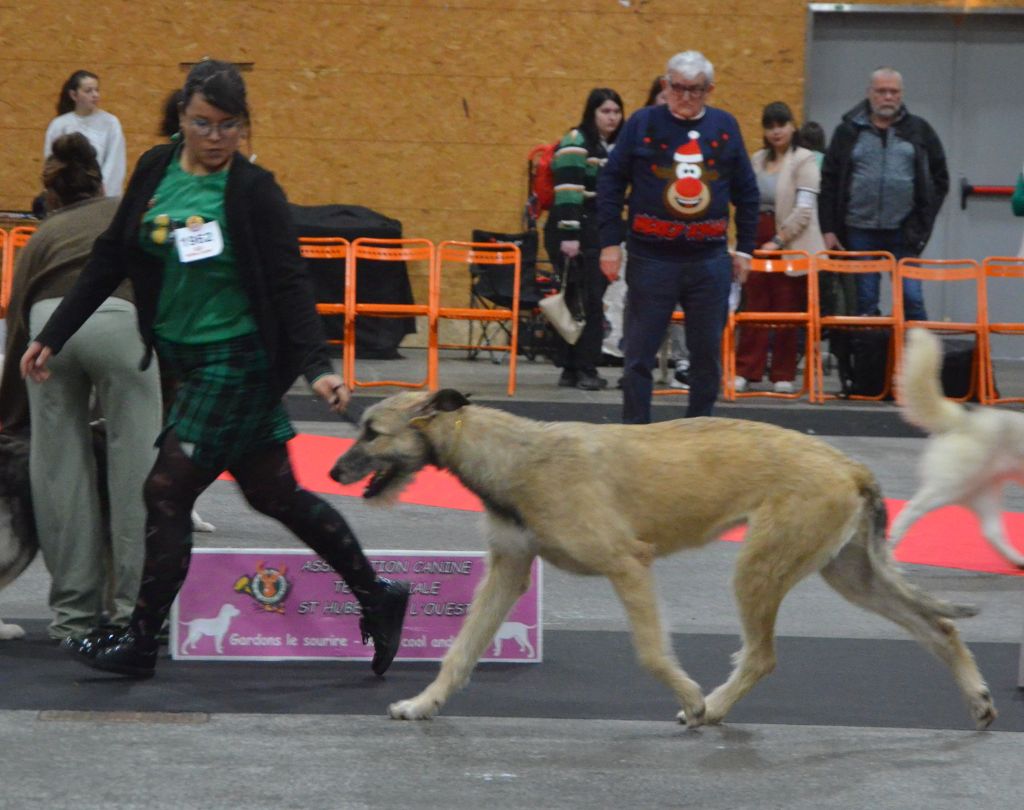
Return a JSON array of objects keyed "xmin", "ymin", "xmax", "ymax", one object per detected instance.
[{"xmin": 549, "ymin": 128, "xmax": 609, "ymax": 235}]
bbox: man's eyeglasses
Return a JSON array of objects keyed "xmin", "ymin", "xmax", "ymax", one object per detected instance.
[
  {"xmin": 665, "ymin": 81, "xmax": 708, "ymax": 98},
  {"xmin": 188, "ymin": 118, "xmax": 242, "ymax": 137}
]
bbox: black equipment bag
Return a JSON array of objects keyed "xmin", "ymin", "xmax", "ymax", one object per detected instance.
[
  {"xmin": 939, "ymin": 338, "xmax": 979, "ymax": 401},
  {"xmin": 289, "ymin": 203, "xmax": 414, "ymax": 358},
  {"xmin": 834, "ymin": 328, "xmax": 892, "ymax": 398}
]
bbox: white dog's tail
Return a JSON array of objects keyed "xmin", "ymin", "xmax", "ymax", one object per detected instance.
[{"xmin": 899, "ymin": 329, "xmax": 966, "ymax": 435}]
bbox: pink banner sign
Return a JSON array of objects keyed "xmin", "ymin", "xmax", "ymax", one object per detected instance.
[{"xmin": 170, "ymin": 549, "xmax": 542, "ymax": 663}]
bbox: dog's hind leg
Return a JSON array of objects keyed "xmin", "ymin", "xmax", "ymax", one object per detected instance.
[
  {"xmin": 389, "ymin": 548, "xmax": 535, "ymax": 721},
  {"xmin": 607, "ymin": 558, "xmax": 706, "ymax": 728},
  {"xmin": 971, "ymin": 490, "xmax": 1024, "ymax": 568},
  {"xmin": 701, "ymin": 534, "xmax": 806, "ymax": 726},
  {"xmin": 888, "ymin": 485, "xmax": 952, "ymax": 545},
  {"xmin": 820, "ymin": 524, "xmax": 996, "ymax": 729}
]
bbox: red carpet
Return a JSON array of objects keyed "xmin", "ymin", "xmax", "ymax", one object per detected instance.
[{"xmin": 220, "ymin": 434, "xmax": 1024, "ymax": 577}]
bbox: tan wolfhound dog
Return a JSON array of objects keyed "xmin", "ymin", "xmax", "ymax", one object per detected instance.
[
  {"xmin": 330, "ymin": 389, "xmax": 996, "ymax": 729},
  {"xmin": 893, "ymin": 328, "xmax": 1024, "ymax": 568}
]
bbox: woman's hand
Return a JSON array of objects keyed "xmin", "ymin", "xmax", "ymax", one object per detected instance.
[
  {"xmin": 560, "ymin": 240, "xmax": 581, "ymax": 259},
  {"xmin": 313, "ymin": 374, "xmax": 351, "ymax": 414},
  {"xmin": 20, "ymin": 341, "xmax": 53, "ymax": 383},
  {"xmin": 731, "ymin": 253, "xmax": 751, "ymax": 284},
  {"xmin": 599, "ymin": 245, "xmax": 622, "ymax": 282}
]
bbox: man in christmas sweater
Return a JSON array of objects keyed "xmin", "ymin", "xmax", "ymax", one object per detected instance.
[{"xmin": 597, "ymin": 50, "xmax": 758, "ymax": 423}]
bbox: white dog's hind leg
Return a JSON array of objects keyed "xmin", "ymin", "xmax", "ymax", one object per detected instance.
[
  {"xmin": 971, "ymin": 490, "xmax": 1024, "ymax": 568},
  {"xmin": 0, "ymin": 620, "xmax": 26, "ymax": 641},
  {"xmin": 607, "ymin": 558, "xmax": 706, "ymax": 728},
  {"xmin": 888, "ymin": 485, "xmax": 952, "ymax": 544},
  {"xmin": 389, "ymin": 550, "xmax": 534, "ymax": 721}
]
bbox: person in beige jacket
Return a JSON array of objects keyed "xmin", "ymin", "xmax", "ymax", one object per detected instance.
[{"xmin": 734, "ymin": 101, "xmax": 824, "ymax": 393}]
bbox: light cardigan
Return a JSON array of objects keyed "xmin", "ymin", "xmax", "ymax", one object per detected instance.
[{"xmin": 751, "ymin": 145, "xmax": 826, "ymax": 261}]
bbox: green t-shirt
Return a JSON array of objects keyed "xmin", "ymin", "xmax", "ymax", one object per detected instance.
[{"xmin": 140, "ymin": 152, "xmax": 257, "ymax": 343}]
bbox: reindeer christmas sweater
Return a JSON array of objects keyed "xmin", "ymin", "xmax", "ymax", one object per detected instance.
[{"xmin": 597, "ymin": 103, "xmax": 759, "ymax": 258}]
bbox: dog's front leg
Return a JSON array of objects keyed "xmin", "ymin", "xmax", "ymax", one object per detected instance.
[
  {"xmin": 389, "ymin": 550, "xmax": 534, "ymax": 720},
  {"xmin": 608, "ymin": 560, "xmax": 706, "ymax": 728}
]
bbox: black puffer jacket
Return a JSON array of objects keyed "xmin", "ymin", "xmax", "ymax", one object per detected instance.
[{"xmin": 819, "ymin": 100, "xmax": 949, "ymax": 255}]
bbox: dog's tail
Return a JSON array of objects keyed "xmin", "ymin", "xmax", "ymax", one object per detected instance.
[
  {"xmin": 861, "ymin": 481, "xmax": 978, "ymax": 619},
  {"xmin": 898, "ymin": 328, "xmax": 966, "ymax": 435}
]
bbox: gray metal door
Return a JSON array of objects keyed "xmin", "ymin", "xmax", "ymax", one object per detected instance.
[{"xmin": 806, "ymin": 7, "xmax": 1024, "ymax": 350}]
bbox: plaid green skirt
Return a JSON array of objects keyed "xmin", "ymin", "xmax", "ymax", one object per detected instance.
[{"xmin": 156, "ymin": 332, "xmax": 294, "ymax": 471}]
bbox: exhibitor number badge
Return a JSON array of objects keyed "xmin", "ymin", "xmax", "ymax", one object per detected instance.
[{"xmin": 174, "ymin": 219, "xmax": 224, "ymax": 263}]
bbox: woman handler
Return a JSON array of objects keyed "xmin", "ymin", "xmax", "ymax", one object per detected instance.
[{"xmin": 22, "ymin": 60, "xmax": 409, "ymax": 679}]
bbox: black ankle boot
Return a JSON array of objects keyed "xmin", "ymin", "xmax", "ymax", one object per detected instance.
[
  {"xmin": 68, "ymin": 628, "xmax": 158, "ymax": 679},
  {"xmin": 62, "ymin": 624, "xmax": 127, "ymax": 659},
  {"xmin": 359, "ymin": 578, "xmax": 411, "ymax": 676}
]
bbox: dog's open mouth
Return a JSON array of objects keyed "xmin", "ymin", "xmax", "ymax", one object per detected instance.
[{"xmin": 363, "ymin": 465, "xmax": 400, "ymax": 498}]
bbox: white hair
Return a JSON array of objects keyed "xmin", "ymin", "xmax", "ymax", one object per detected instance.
[
  {"xmin": 870, "ymin": 66, "xmax": 903, "ymax": 86},
  {"xmin": 666, "ymin": 51, "xmax": 714, "ymax": 84}
]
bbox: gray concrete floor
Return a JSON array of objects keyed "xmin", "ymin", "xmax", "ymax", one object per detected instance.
[{"xmin": 2, "ymin": 349, "xmax": 1023, "ymax": 809}]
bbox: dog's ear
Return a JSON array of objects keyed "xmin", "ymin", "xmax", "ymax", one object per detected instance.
[
  {"xmin": 416, "ymin": 389, "xmax": 471, "ymax": 415},
  {"xmin": 408, "ymin": 389, "xmax": 471, "ymax": 428},
  {"xmin": 431, "ymin": 389, "xmax": 472, "ymax": 412}
]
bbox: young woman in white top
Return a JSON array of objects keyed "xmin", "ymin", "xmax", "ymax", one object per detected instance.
[{"xmin": 43, "ymin": 70, "xmax": 126, "ymax": 198}]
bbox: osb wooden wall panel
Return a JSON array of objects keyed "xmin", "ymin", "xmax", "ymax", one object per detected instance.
[{"xmin": 2, "ymin": 0, "xmax": 1022, "ymax": 331}]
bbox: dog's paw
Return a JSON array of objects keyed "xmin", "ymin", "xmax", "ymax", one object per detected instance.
[
  {"xmin": 191, "ymin": 511, "xmax": 216, "ymax": 533},
  {"xmin": 388, "ymin": 697, "xmax": 440, "ymax": 721},
  {"xmin": 0, "ymin": 622, "xmax": 26, "ymax": 641},
  {"xmin": 971, "ymin": 688, "xmax": 997, "ymax": 730},
  {"xmin": 676, "ymin": 702, "xmax": 707, "ymax": 730}
]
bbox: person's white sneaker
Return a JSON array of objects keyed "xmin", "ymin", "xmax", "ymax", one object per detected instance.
[
  {"xmin": 670, "ymin": 360, "xmax": 689, "ymax": 390},
  {"xmin": 773, "ymin": 380, "xmax": 795, "ymax": 394},
  {"xmin": 733, "ymin": 376, "xmax": 748, "ymax": 393}
]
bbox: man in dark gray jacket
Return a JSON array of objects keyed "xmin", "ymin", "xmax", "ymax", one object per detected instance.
[{"xmin": 819, "ymin": 67, "xmax": 949, "ymax": 320}]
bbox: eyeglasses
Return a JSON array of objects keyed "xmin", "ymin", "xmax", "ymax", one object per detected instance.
[
  {"xmin": 188, "ymin": 117, "xmax": 242, "ymax": 137},
  {"xmin": 665, "ymin": 81, "xmax": 708, "ymax": 98}
]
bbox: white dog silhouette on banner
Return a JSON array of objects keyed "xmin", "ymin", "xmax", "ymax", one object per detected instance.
[
  {"xmin": 180, "ymin": 603, "xmax": 241, "ymax": 655},
  {"xmin": 491, "ymin": 621, "xmax": 536, "ymax": 657}
]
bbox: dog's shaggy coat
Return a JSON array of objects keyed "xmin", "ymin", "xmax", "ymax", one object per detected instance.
[
  {"xmin": 331, "ymin": 390, "xmax": 996, "ymax": 728},
  {"xmin": 0, "ymin": 432, "xmax": 38, "ymax": 640},
  {"xmin": 893, "ymin": 328, "xmax": 1024, "ymax": 568}
]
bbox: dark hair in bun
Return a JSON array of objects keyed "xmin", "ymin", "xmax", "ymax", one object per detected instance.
[
  {"xmin": 182, "ymin": 59, "xmax": 249, "ymax": 120},
  {"xmin": 42, "ymin": 132, "xmax": 103, "ymax": 207}
]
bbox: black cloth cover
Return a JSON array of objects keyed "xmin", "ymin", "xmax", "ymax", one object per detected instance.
[{"xmin": 289, "ymin": 204, "xmax": 415, "ymax": 359}]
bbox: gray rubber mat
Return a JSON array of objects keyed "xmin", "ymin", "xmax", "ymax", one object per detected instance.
[{"xmin": 1, "ymin": 622, "xmax": 1018, "ymax": 731}]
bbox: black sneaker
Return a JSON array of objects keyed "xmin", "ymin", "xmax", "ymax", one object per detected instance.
[
  {"xmin": 576, "ymin": 372, "xmax": 608, "ymax": 391},
  {"xmin": 67, "ymin": 629, "xmax": 158, "ymax": 678},
  {"xmin": 360, "ymin": 578, "xmax": 411, "ymax": 676},
  {"xmin": 557, "ymin": 369, "xmax": 578, "ymax": 387}
]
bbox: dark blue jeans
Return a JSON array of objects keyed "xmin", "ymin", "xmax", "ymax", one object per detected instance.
[
  {"xmin": 845, "ymin": 227, "xmax": 927, "ymax": 321},
  {"xmin": 621, "ymin": 250, "xmax": 733, "ymax": 423}
]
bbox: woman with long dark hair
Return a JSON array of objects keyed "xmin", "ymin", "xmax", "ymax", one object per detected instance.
[
  {"xmin": 43, "ymin": 70, "xmax": 126, "ymax": 197},
  {"xmin": 733, "ymin": 101, "xmax": 824, "ymax": 393},
  {"xmin": 1, "ymin": 133, "xmax": 162, "ymax": 641},
  {"xmin": 23, "ymin": 60, "xmax": 409, "ymax": 679},
  {"xmin": 544, "ymin": 87, "xmax": 625, "ymax": 390}
]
